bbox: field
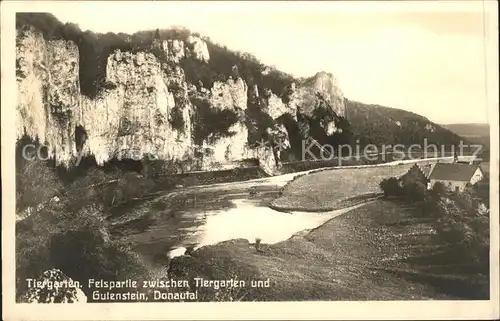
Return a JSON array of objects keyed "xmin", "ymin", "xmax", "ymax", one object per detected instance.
[
  {"xmin": 270, "ymin": 164, "xmax": 415, "ymax": 212},
  {"xmin": 169, "ymin": 199, "xmax": 489, "ymax": 300}
]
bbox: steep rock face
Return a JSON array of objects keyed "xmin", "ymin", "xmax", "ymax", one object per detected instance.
[
  {"xmin": 266, "ymin": 91, "xmax": 295, "ymax": 120},
  {"xmin": 185, "ymin": 35, "xmax": 210, "ymax": 62},
  {"xmin": 293, "ymin": 72, "xmax": 345, "ymax": 117},
  {"xmin": 16, "ymin": 29, "xmax": 273, "ymax": 173},
  {"xmin": 16, "ymin": 29, "xmax": 81, "ymax": 163},
  {"xmin": 200, "ymin": 121, "xmax": 248, "ymax": 170},
  {"xmin": 16, "ymin": 26, "xmax": 346, "ymax": 176},
  {"xmin": 161, "ymin": 39, "xmax": 185, "ymax": 63},
  {"xmin": 196, "ymin": 76, "xmax": 283, "ymax": 173},
  {"xmin": 79, "ymin": 49, "xmax": 194, "ymax": 166},
  {"xmin": 16, "ymin": 29, "xmax": 198, "ymax": 168},
  {"xmin": 290, "ymin": 72, "xmax": 345, "ymax": 136},
  {"xmin": 210, "ymin": 77, "xmax": 248, "ymax": 111}
]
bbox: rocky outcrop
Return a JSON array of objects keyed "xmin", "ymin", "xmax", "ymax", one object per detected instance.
[
  {"xmin": 200, "ymin": 122, "xmax": 249, "ymax": 171},
  {"xmin": 289, "ymin": 72, "xmax": 345, "ymax": 136},
  {"xmin": 16, "ymin": 26, "xmax": 346, "ymax": 176},
  {"xmin": 17, "ymin": 29, "xmax": 194, "ymax": 170},
  {"xmin": 80, "ymin": 49, "xmax": 193, "ymax": 165},
  {"xmin": 293, "ymin": 72, "xmax": 345, "ymax": 118},
  {"xmin": 210, "ymin": 77, "xmax": 248, "ymax": 111},
  {"xmin": 185, "ymin": 35, "xmax": 210, "ymax": 62},
  {"xmin": 16, "ymin": 30, "xmax": 81, "ymax": 163},
  {"xmin": 161, "ymin": 39, "xmax": 185, "ymax": 63},
  {"xmin": 266, "ymin": 92, "xmax": 294, "ymax": 120}
]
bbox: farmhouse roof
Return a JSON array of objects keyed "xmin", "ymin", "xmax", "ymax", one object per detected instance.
[
  {"xmin": 416, "ymin": 163, "xmax": 435, "ymax": 178},
  {"xmin": 428, "ymin": 163, "xmax": 481, "ymax": 182}
]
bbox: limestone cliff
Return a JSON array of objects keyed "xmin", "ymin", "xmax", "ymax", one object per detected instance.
[
  {"xmin": 292, "ymin": 72, "xmax": 346, "ymax": 136},
  {"xmin": 16, "ymin": 19, "xmax": 347, "ymax": 175}
]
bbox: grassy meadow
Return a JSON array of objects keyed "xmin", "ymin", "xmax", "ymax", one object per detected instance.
[
  {"xmin": 270, "ymin": 164, "xmax": 415, "ymax": 212},
  {"xmin": 169, "ymin": 198, "xmax": 488, "ymax": 300}
]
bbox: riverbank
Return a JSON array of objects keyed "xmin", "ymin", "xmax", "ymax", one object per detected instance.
[
  {"xmin": 270, "ymin": 157, "xmax": 457, "ymax": 212},
  {"xmin": 270, "ymin": 164, "xmax": 413, "ymax": 212},
  {"xmin": 168, "ymin": 198, "xmax": 489, "ymax": 300}
]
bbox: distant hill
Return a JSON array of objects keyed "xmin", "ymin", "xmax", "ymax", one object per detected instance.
[
  {"xmin": 440, "ymin": 123, "xmax": 490, "ymax": 155},
  {"xmin": 345, "ymin": 99, "xmax": 465, "ymax": 147},
  {"xmin": 440, "ymin": 123, "xmax": 489, "ymax": 137}
]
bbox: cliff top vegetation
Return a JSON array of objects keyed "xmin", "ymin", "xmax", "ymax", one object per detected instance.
[{"xmin": 17, "ymin": 12, "xmax": 295, "ymax": 100}]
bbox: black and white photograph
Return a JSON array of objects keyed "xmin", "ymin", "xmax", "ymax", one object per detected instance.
[{"xmin": 2, "ymin": 0, "xmax": 499, "ymax": 320}]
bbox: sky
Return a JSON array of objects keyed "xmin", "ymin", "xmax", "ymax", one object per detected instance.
[{"xmin": 41, "ymin": 1, "xmax": 497, "ymax": 124}]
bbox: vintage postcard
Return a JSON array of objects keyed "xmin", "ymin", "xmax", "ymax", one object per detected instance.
[{"xmin": 2, "ymin": 0, "xmax": 499, "ymax": 320}]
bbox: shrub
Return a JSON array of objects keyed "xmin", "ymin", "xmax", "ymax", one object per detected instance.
[
  {"xmin": 185, "ymin": 245, "xmax": 196, "ymax": 256},
  {"xmin": 16, "ymin": 203, "xmax": 151, "ymax": 301},
  {"xmin": 255, "ymin": 237, "xmax": 262, "ymax": 252},
  {"xmin": 379, "ymin": 177, "xmax": 402, "ymax": 197},
  {"xmin": 431, "ymin": 181, "xmax": 446, "ymax": 196},
  {"xmin": 15, "ymin": 138, "xmax": 63, "ymax": 212},
  {"xmin": 63, "ymin": 167, "xmax": 156, "ymax": 211},
  {"xmin": 432, "ymin": 192, "xmax": 489, "ymax": 268},
  {"xmin": 402, "ymin": 181, "xmax": 427, "ymax": 201},
  {"xmin": 249, "ymin": 186, "xmax": 258, "ymax": 196},
  {"xmin": 380, "ymin": 169, "xmax": 428, "ymax": 201},
  {"xmin": 112, "ymin": 172, "xmax": 155, "ymax": 205},
  {"xmin": 169, "ymin": 105, "xmax": 186, "ymax": 132}
]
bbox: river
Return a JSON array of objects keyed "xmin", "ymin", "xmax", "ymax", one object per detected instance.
[
  {"xmin": 108, "ymin": 171, "xmax": 309, "ymax": 265},
  {"xmin": 108, "ymin": 157, "xmax": 450, "ymax": 266}
]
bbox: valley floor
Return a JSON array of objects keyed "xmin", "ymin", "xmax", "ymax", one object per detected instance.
[
  {"xmin": 15, "ymin": 157, "xmax": 489, "ymax": 302},
  {"xmin": 270, "ymin": 158, "xmax": 453, "ymax": 212},
  {"xmin": 112, "ymin": 157, "xmax": 488, "ymax": 301},
  {"xmin": 270, "ymin": 165, "xmax": 413, "ymax": 212},
  {"xmin": 170, "ymin": 199, "xmax": 489, "ymax": 301}
]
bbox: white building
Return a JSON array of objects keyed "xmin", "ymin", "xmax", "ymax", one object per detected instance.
[{"xmin": 427, "ymin": 163, "xmax": 484, "ymax": 192}]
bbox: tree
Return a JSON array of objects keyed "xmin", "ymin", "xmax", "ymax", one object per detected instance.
[
  {"xmin": 431, "ymin": 182, "xmax": 446, "ymax": 197},
  {"xmin": 379, "ymin": 177, "xmax": 402, "ymax": 197}
]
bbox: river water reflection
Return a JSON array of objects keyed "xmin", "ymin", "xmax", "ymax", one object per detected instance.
[
  {"xmin": 111, "ymin": 159, "xmax": 434, "ymax": 265},
  {"xmin": 110, "ymin": 180, "xmax": 365, "ymax": 265}
]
